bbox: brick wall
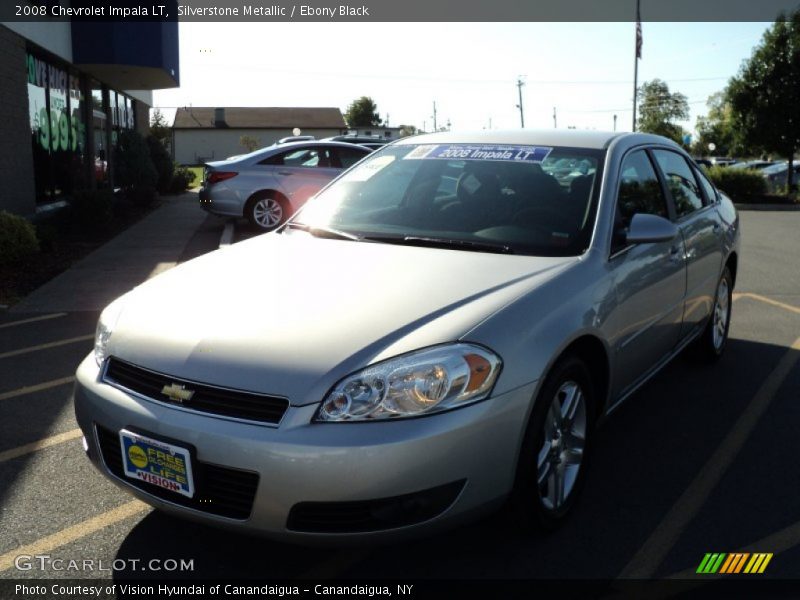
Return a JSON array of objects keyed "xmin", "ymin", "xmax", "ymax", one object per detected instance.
[{"xmin": 0, "ymin": 26, "xmax": 36, "ymax": 216}]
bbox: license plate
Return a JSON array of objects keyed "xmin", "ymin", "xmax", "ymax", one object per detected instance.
[{"xmin": 119, "ymin": 430, "xmax": 195, "ymax": 498}]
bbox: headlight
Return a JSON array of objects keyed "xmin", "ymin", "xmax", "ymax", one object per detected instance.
[
  {"xmin": 315, "ymin": 344, "xmax": 502, "ymax": 422},
  {"xmin": 94, "ymin": 296, "xmax": 126, "ymax": 367}
]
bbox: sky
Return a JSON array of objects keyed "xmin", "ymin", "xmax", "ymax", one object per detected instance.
[{"xmin": 153, "ymin": 21, "xmax": 772, "ymax": 137}]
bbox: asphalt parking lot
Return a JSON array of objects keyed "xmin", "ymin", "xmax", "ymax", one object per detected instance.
[{"xmin": 0, "ymin": 211, "xmax": 798, "ymax": 587}]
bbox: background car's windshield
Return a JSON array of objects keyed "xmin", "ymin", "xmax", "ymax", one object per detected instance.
[{"xmin": 292, "ymin": 143, "xmax": 604, "ymax": 256}]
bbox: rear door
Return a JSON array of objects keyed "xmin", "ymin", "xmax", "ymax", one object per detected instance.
[
  {"xmin": 258, "ymin": 146, "xmax": 340, "ymax": 205},
  {"xmin": 651, "ymin": 149, "xmax": 724, "ymax": 341}
]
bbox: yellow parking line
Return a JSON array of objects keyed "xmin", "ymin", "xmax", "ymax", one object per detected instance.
[
  {"xmin": 0, "ymin": 313, "xmax": 67, "ymax": 329},
  {"xmin": 0, "ymin": 500, "xmax": 148, "ymax": 572},
  {"xmin": 619, "ymin": 335, "xmax": 800, "ymax": 579},
  {"xmin": 0, "ymin": 428, "xmax": 84, "ymax": 464},
  {"xmin": 0, "ymin": 335, "xmax": 94, "ymax": 359},
  {"xmin": 738, "ymin": 293, "xmax": 800, "ymax": 316},
  {"xmin": 0, "ymin": 376, "xmax": 75, "ymax": 401}
]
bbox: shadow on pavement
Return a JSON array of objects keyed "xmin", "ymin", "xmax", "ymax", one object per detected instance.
[{"xmin": 109, "ymin": 337, "xmax": 798, "ymax": 580}]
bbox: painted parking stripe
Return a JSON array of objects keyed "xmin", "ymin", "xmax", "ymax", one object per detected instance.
[
  {"xmin": 0, "ymin": 334, "xmax": 93, "ymax": 359},
  {"xmin": 619, "ymin": 335, "xmax": 800, "ymax": 579},
  {"xmin": 0, "ymin": 313, "xmax": 67, "ymax": 330},
  {"xmin": 0, "ymin": 376, "xmax": 75, "ymax": 402},
  {"xmin": 0, "ymin": 500, "xmax": 148, "ymax": 572},
  {"xmin": 738, "ymin": 292, "xmax": 800, "ymax": 316},
  {"xmin": 0, "ymin": 428, "xmax": 83, "ymax": 464}
]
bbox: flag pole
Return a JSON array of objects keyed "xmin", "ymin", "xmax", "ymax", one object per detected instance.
[{"xmin": 632, "ymin": 0, "xmax": 641, "ymax": 131}]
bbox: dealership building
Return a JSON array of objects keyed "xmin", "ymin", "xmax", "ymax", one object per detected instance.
[{"xmin": 0, "ymin": 17, "xmax": 179, "ymax": 217}]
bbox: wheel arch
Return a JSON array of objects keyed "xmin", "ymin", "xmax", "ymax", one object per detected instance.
[
  {"xmin": 725, "ymin": 251, "xmax": 738, "ymax": 288},
  {"xmin": 550, "ymin": 334, "xmax": 611, "ymax": 424}
]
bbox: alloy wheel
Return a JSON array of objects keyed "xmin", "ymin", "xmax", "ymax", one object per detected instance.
[
  {"xmin": 537, "ymin": 380, "xmax": 587, "ymax": 511},
  {"xmin": 253, "ymin": 198, "xmax": 283, "ymax": 229},
  {"xmin": 712, "ymin": 277, "xmax": 730, "ymax": 351}
]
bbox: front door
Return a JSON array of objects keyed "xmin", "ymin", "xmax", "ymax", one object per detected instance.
[{"xmin": 605, "ymin": 149, "xmax": 687, "ymax": 397}]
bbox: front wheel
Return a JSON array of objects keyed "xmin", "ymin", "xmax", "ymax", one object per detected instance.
[
  {"xmin": 247, "ymin": 195, "xmax": 287, "ymax": 231},
  {"xmin": 511, "ymin": 355, "xmax": 595, "ymax": 532},
  {"xmin": 689, "ymin": 266, "xmax": 733, "ymax": 363}
]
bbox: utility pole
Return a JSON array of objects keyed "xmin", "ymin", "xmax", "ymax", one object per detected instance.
[
  {"xmin": 516, "ymin": 78, "xmax": 525, "ymax": 128},
  {"xmin": 553, "ymin": 107, "xmax": 557, "ymax": 129},
  {"xmin": 632, "ymin": 0, "xmax": 642, "ymax": 131},
  {"xmin": 613, "ymin": 114, "xmax": 618, "ymax": 131},
  {"xmin": 432, "ymin": 101, "xmax": 438, "ymax": 132}
]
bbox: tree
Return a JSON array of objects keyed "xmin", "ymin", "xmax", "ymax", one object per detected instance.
[
  {"xmin": 727, "ymin": 10, "xmax": 800, "ymax": 192},
  {"xmin": 692, "ymin": 92, "xmax": 744, "ymax": 157},
  {"xmin": 239, "ymin": 135, "xmax": 260, "ymax": 153},
  {"xmin": 397, "ymin": 124, "xmax": 417, "ymax": 137},
  {"xmin": 344, "ymin": 96, "xmax": 382, "ymax": 127},
  {"xmin": 149, "ymin": 108, "xmax": 171, "ymax": 150},
  {"xmin": 637, "ymin": 79, "xmax": 689, "ymax": 145}
]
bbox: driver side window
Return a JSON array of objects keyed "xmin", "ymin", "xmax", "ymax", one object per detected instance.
[{"xmin": 613, "ymin": 150, "xmax": 668, "ymax": 253}]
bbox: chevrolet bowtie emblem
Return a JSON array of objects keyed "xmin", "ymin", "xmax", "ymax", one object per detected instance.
[{"xmin": 161, "ymin": 383, "xmax": 195, "ymax": 403}]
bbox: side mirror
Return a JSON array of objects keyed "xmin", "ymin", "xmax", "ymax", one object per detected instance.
[{"xmin": 626, "ymin": 213, "xmax": 678, "ymax": 245}]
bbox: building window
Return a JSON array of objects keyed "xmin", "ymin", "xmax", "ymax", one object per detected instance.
[
  {"xmin": 26, "ymin": 51, "xmax": 88, "ymax": 204},
  {"xmin": 91, "ymin": 81, "xmax": 109, "ymax": 187}
]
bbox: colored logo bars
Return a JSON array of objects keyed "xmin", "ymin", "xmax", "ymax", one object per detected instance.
[{"xmin": 696, "ymin": 552, "xmax": 773, "ymax": 574}]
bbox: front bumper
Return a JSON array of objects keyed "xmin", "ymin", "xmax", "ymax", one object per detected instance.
[{"xmin": 74, "ymin": 354, "xmax": 535, "ymax": 543}]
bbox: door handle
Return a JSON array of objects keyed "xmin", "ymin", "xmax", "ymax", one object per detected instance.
[{"xmin": 278, "ymin": 171, "xmax": 293, "ymax": 176}]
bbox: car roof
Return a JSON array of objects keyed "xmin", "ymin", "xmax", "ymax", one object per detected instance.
[
  {"xmin": 206, "ymin": 140, "xmax": 371, "ymax": 167},
  {"xmin": 393, "ymin": 129, "xmax": 671, "ymax": 151}
]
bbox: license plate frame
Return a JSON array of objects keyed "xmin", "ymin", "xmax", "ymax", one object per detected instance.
[{"xmin": 119, "ymin": 429, "xmax": 195, "ymax": 498}]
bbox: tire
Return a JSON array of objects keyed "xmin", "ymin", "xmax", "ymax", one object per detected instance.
[
  {"xmin": 688, "ymin": 266, "xmax": 733, "ymax": 363},
  {"xmin": 510, "ymin": 354, "xmax": 595, "ymax": 532},
  {"xmin": 246, "ymin": 194, "xmax": 288, "ymax": 231}
]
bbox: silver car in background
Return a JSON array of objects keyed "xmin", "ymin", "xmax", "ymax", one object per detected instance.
[
  {"xmin": 199, "ymin": 140, "xmax": 372, "ymax": 230},
  {"xmin": 75, "ymin": 130, "xmax": 739, "ymax": 542}
]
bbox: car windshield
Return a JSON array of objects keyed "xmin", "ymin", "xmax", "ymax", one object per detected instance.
[{"xmin": 290, "ymin": 143, "xmax": 604, "ymax": 256}]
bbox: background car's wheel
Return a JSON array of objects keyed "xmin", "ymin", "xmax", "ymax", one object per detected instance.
[
  {"xmin": 511, "ymin": 354, "xmax": 595, "ymax": 532},
  {"xmin": 688, "ymin": 266, "xmax": 733, "ymax": 363},
  {"xmin": 246, "ymin": 193, "xmax": 288, "ymax": 231}
]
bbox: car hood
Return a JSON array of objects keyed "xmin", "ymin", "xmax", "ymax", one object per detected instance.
[{"xmin": 107, "ymin": 233, "xmax": 574, "ymax": 406}]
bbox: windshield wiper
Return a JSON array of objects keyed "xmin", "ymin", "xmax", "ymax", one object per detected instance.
[
  {"xmin": 363, "ymin": 235, "xmax": 514, "ymax": 254},
  {"xmin": 283, "ymin": 222, "xmax": 361, "ymax": 241}
]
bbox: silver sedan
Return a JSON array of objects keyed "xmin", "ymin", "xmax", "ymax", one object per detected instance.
[
  {"xmin": 75, "ymin": 130, "xmax": 740, "ymax": 542},
  {"xmin": 198, "ymin": 140, "xmax": 372, "ymax": 230}
]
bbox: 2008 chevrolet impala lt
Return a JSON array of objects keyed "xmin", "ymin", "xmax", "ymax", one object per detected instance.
[{"xmin": 74, "ymin": 130, "xmax": 740, "ymax": 542}]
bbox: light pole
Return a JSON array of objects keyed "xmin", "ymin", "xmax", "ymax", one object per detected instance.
[{"xmin": 516, "ymin": 78, "xmax": 525, "ymax": 128}]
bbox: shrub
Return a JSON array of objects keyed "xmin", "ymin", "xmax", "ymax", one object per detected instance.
[
  {"xmin": 0, "ymin": 211, "xmax": 39, "ymax": 268},
  {"xmin": 115, "ymin": 130, "xmax": 158, "ymax": 207},
  {"xmin": 69, "ymin": 189, "xmax": 114, "ymax": 234},
  {"xmin": 705, "ymin": 166, "xmax": 766, "ymax": 200},
  {"xmin": 168, "ymin": 165, "xmax": 197, "ymax": 194},
  {"xmin": 147, "ymin": 135, "xmax": 174, "ymax": 193}
]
